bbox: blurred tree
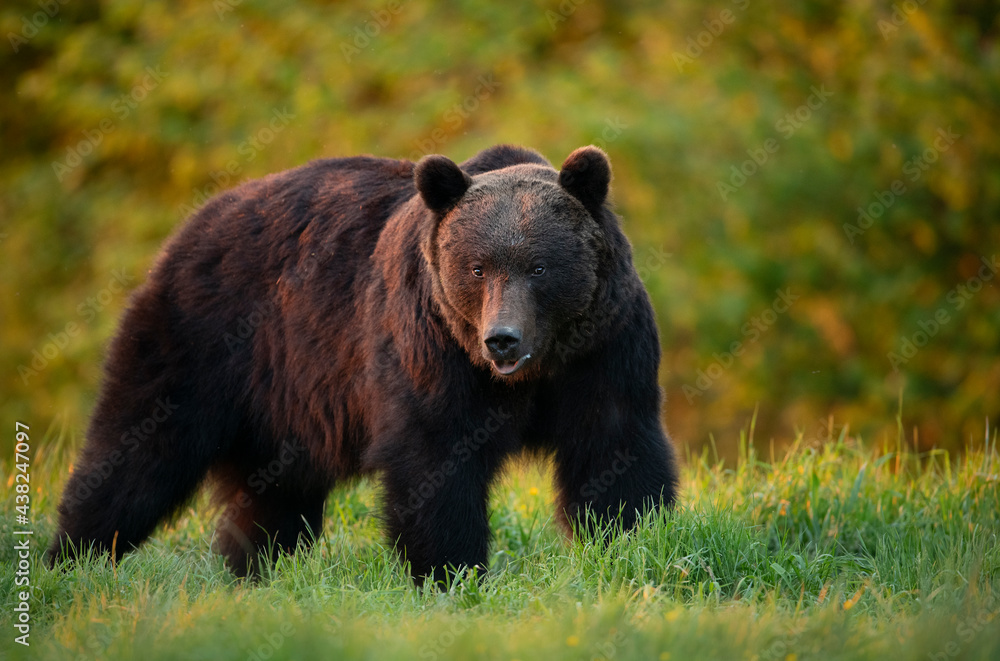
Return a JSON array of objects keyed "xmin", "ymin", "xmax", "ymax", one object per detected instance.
[{"xmin": 2, "ymin": 0, "xmax": 997, "ymax": 458}]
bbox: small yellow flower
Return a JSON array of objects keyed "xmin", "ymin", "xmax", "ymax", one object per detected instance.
[
  {"xmin": 785, "ymin": 654, "xmax": 797, "ymax": 661},
  {"xmin": 528, "ymin": 487, "xmax": 539, "ymax": 496},
  {"xmin": 843, "ymin": 586, "xmax": 864, "ymax": 610},
  {"xmin": 665, "ymin": 609, "xmax": 681, "ymax": 622},
  {"xmin": 797, "ymin": 465, "xmax": 805, "ymax": 475},
  {"xmin": 659, "ymin": 653, "xmax": 672, "ymax": 661},
  {"xmin": 566, "ymin": 635, "xmax": 580, "ymax": 647}
]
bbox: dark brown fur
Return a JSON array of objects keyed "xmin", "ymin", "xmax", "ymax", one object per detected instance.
[{"xmin": 47, "ymin": 144, "xmax": 678, "ymax": 584}]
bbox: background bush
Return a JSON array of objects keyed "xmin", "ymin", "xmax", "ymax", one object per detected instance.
[{"xmin": 2, "ymin": 0, "xmax": 998, "ymax": 458}]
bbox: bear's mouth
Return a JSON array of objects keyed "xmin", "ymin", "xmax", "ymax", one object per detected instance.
[{"xmin": 491, "ymin": 354, "xmax": 531, "ymax": 376}]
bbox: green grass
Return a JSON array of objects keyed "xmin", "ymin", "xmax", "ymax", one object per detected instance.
[{"xmin": 2, "ymin": 422, "xmax": 998, "ymax": 660}]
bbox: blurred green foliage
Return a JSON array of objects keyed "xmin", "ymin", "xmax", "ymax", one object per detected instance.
[{"xmin": 2, "ymin": 0, "xmax": 998, "ymax": 457}]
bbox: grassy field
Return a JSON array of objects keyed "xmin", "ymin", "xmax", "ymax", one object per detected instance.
[{"xmin": 2, "ymin": 421, "xmax": 998, "ymax": 661}]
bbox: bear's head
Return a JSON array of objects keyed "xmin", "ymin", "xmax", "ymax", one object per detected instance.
[{"xmin": 416, "ymin": 147, "xmax": 613, "ymax": 380}]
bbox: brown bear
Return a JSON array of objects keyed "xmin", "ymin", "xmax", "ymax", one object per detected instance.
[{"xmin": 47, "ymin": 144, "xmax": 678, "ymax": 585}]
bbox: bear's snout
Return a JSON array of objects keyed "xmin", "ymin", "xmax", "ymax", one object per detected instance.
[
  {"xmin": 482, "ymin": 325, "xmax": 532, "ymax": 376},
  {"xmin": 484, "ymin": 326, "xmax": 522, "ymax": 360},
  {"xmin": 480, "ymin": 278, "xmax": 536, "ymax": 376}
]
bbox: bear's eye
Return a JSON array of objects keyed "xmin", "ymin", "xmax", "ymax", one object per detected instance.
[
  {"xmin": 471, "ymin": 266, "xmax": 484, "ymax": 278},
  {"xmin": 532, "ymin": 265, "xmax": 546, "ymax": 276}
]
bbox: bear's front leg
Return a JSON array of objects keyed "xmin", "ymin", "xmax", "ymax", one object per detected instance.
[
  {"xmin": 375, "ymin": 409, "xmax": 511, "ymax": 586},
  {"xmin": 550, "ymin": 306, "xmax": 679, "ymax": 535}
]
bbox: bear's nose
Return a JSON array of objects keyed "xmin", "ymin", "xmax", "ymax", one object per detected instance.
[{"xmin": 484, "ymin": 327, "xmax": 522, "ymax": 359}]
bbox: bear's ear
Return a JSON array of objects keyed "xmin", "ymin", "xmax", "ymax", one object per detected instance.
[
  {"xmin": 415, "ymin": 155, "xmax": 473, "ymax": 214},
  {"xmin": 558, "ymin": 146, "xmax": 611, "ymax": 214}
]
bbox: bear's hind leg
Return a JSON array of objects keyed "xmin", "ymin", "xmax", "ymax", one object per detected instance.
[
  {"xmin": 47, "ymin": 283, "xmax": 244, "ymax": 567},
  {"xmin": 46, "ymin": 392, "xmax": 223, "ymax": 566},
  {"xmin": 211, "ymin": 468, "xmax": 326, "ymax": 578}
]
